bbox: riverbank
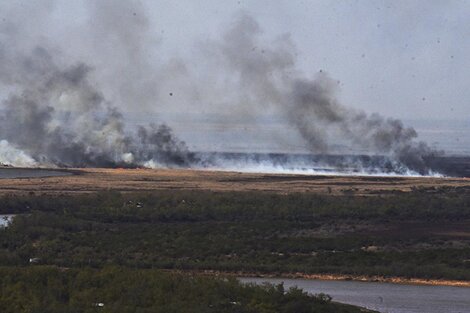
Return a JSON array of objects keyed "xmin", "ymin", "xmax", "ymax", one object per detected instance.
[
  {"xmin": 273, "ymin": 273, "xmax": 470, "ymax": 288},
  {"xmin": 290, "ymin": 273, "xmax": 470, "ymax": 288},
  {"xmin": 241, "ymin": 276, "xmax": 470, "ymax": 313},
  {"xmin": 173, "ymin": 270, "xmax": 470, "ymax": 288}
]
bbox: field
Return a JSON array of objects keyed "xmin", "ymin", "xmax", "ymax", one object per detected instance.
[{"xmin": 1, "ymin": 167, "xmax": 470, "ymax": 195}]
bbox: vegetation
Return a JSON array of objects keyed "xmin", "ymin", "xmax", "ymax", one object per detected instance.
[
  {"xmin": 0, "ymin": 189, "xmax": 468, "ymax": 311},
  {"xmin": 0, "ymin": 266, "xmax": 369, "ymax": 313},
  {"xmin": 1, "ymin": 190, "xmax": 469, "ymax": 280}
]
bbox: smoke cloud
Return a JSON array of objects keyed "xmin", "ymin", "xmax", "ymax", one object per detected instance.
[
  {"xmin": 0, "ymin": 2, "xmax": 443, "ymax": 175},
  {"xmin": 0, "ymin": 140, "xmax": 37, "ymax": 167},
  {"xmin": 0, "ymin": 1, "xmax": 195, "ymax": 168},
  {"xmin": 0, "ymin": 46, "xmax": 194, "ymax": 168},
  {"xmin": 207, "ymin": 12, "xmax": 443, "ymax": 175}
]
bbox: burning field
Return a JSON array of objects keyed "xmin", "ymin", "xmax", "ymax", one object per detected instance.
[
  {"xmin": 1, "ymin": 1, "xmax": 469, "ymax": 201},
  {"xmin": 0, "ymin": 3, "xmax": 459, "ymax": 177}
]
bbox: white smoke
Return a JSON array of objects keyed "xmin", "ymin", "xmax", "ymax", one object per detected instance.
[{"xmin": 0, "ymin": 140, "xmax": 37, "ymax": 167}]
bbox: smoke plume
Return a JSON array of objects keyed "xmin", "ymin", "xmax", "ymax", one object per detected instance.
[
  {"xmin": 0, "ymin": 1, "xmax": 194, "ymax": 168},
  {"xmin": 0, "ymin": 3, "xmax": 443, "ymax": 175},
  {"xmin": 0, "ymin": 47, "xmax": 194, "ymax": 168},
  {"xmin": 206, "ymin": 13, "xmax": 443, "ymax": 175}
]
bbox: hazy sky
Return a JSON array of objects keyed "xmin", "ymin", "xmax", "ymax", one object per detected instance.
[
  {"xmin": 152, "ymin": 0, "xmax": 470, "ymax": 120},
  {"xmin": 148, "ymin": 0, "xmax": 470, "ymax": 121},
  {"xmin": 1, "ymin": 0, "xmax": 469, "ymax": 121}
]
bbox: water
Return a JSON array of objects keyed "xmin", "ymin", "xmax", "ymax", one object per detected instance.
[
  {"xmin": 0, "ymin": 214, "xmax": 15, "ymax": 227},
  {"xmin": 0, "ymin": 168, "xmax": 72, "ymax": 179},
  {"xmin": 240, "ymin": 277, "xmax": 470, "ymax": 313}
]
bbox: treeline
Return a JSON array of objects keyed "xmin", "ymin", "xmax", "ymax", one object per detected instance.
[
  {"xmin": 1, "ymin": 188, "xmax": 470, "ymax": 220},
  {"xmin": 0, "ymin": 266, "xmax": 369, "ymax": 313}
]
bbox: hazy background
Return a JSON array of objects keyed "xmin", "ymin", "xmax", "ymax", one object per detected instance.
[{"xmin": 1, "ymin": 0, "xmax": 469, "ymax": 155}]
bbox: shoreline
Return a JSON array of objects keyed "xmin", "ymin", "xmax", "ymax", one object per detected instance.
[
  {"xmin": 176, "ymin": 270, "xmax": 470, "ymax": 288},
  {"xmin": 274, "ymin": 272, "xmax": 470, "ymax": 288}
]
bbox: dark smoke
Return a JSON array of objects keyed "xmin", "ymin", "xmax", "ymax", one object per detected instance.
[
  {"xmin": 0, "ymin": 3, "xmax": 444, "ymax": 175},
  {"xmin": 285, "ymin": 77, "xmax": 443, "ymax": 174},
  {"xmin": 0, "ymin": 1, "xmax": 196, "ymax": 168},
  {"xmin": 211, "ymin": 13, "xmax": 444, "ymax": 175},
  {"xmin": 0, "ymin": 47, "xmax": 194, "ymax": 168}
]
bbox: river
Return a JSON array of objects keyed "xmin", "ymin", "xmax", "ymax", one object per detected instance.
[
  {"xmin": 0, "ymin": 168, "xmax": 72, "ymax": 179},
  {"xmin": 239, "ymin": 277, "xmax": 470, "ymax": 313}
]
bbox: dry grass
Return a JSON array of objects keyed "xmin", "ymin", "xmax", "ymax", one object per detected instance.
[{"xmin": 1, "ymin": 167, "xmax": 470, "ymax": 195}]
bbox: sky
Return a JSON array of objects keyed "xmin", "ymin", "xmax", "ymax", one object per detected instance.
[
  {"xmin": 158, "ymin": 0, "xmax": 470, "ymax": 120},
  {"xmin": 0, "ymin": 0, "xmax": 469, "ymax": 155},
  {"xmin": 2, "ymin": 0, "xmax": 469, "ymax": 120},
  {"xmin": 145, "ymin": 0, "xmax": 470, "ymax": 120}
]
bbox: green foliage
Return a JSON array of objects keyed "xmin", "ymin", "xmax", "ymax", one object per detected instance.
[
  {"xmin": 0, "ymin": 190, "xmax": 469, "ymax": 280},
  {"xmin": 0, "ymin": 266, "xmax": 368, "ymax": 313},
  {"xmin": 2, "ymin": 188, "xmax": 470, "ymax": 220}
]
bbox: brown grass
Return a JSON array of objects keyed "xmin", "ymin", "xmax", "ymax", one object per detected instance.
[{"xmin": 1, "ymin": 167, "xmax": 470, "ymax": 195}]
